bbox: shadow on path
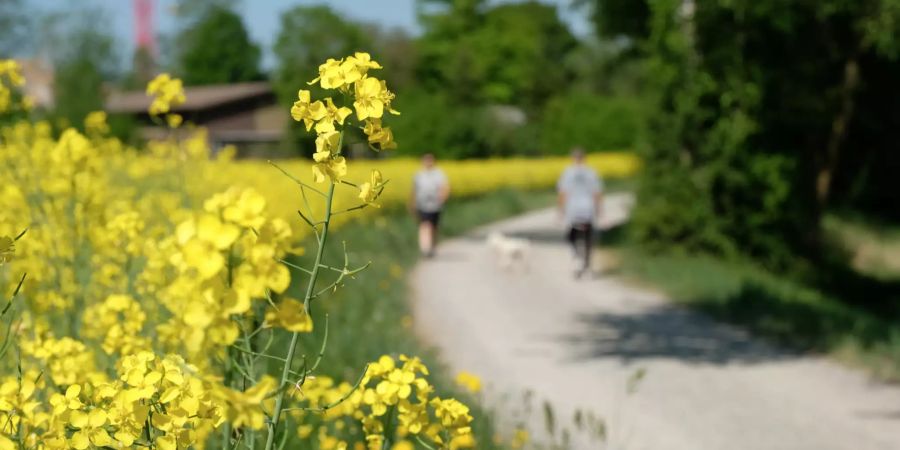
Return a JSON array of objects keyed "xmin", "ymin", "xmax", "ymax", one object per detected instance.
[{"xmin": 552, "ymin": 302, "xmax": 792, "ymax": 366}]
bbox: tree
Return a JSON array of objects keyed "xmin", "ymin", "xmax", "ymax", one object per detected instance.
[
  {"xmin": 416, "ymin": 0, "xmax": 577, "ymax": 108},
  {"xmin": 616, "ymin": 0, "xmax": 900, "ymax": 265},
  {"xmin": 272, "ymin": 5, "xmax": 420, "ymax": 155},
  {"xmin": 575, "ymin": 0, "xmax": 650, "ymax": 41},
  {"xmin": 176, "ymin": 4, "xmax": 262, "ymax": 85},
  {"xmin": 369, "ymin": 28, "xmax": 417, "ymax": 93},
  {"xmin": 44, "ymin": 7, "xmax": 118, "ymax": 129},
  {"xmin": 272, "ymin": 5, "xmax": 371, "ymax": 156},
  {"xmin": 273, "ymin": 5, "xmax": 367, "ymax": 103},
  {"xmin": 412, "ymin": 0, "xmax": 579, "ymax": 156}
]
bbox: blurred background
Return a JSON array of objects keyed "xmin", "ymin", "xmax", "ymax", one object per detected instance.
[
  {"xmin": 5, "ymin": 0, "xmax": 628, "ymax": 160},
  {"xmin": 4, "ymin": 0, "xmax": 900, "ymax": 380}
]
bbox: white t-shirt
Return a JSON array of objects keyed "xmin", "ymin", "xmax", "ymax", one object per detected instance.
[
  {"xmin": 414, "ymin": 168, "xmax": 448, "ymax": 213},
  {"xmin": 557, "ymin": 164, "xmax": 603, "ymax": 225}
]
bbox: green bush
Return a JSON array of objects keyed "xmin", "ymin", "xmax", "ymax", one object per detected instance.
[
  {"xmin": 392, "ymin": 89, "xmax": 539, "ymax": 159},
  {"xmin": 539, "ymin": 92, "xmax": 640, "ymax": 153}
]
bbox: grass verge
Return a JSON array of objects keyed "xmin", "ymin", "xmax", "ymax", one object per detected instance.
[
  {"xmin": 607, "ymin": 225, "xmax": 900, "ymax": 381},
  {"xmin": 282, "ymin": 188, "xmax": 556, "ymax": 447}
]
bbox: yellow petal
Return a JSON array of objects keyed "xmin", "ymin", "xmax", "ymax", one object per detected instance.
[
  {"xmin": 66, "ymin": 384, "xmax": 82, "ymax": 399},
  {"xmin": 160, "ymin": 386, "xmax": 180, "ymax": 404},
  {"xmin": 197, "ymin": 214, "xmax": 239, "ymax": 249},
  {"xmin": 88, "ymin": 409, "xmax": 107, "ymax": 427},
  {"xmin": 70, "ymin": 431, "xmax": 90, "ymax": 450},
  {"xmin": 115, "ymin": 431, "xmax": 136, "ymax": 446},
  {"xmin": 70, "ymin": 410, "xmax": 89, "ymax": 428}
]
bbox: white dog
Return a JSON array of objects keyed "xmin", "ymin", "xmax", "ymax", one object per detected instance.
[{"xmin": 486, "ymin": 231, "xmax": 531, "ymax": 272}]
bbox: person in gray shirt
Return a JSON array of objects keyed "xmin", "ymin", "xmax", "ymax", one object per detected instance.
[
  {"xmin": 410, "ymin": 153, "xmax": 450, "ymax": 257},
  {"xmin": 557, "ymin": 148, "xmax": 603, "ymax": 277}
]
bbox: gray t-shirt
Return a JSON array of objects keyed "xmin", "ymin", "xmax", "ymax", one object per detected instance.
[
  {"xmin": 414, "ymin": 168, "xmax": 448, "ymax": 213},
  {"xmin": 557, "ymin": 164, "xmax": 603, "ymax": 224}
]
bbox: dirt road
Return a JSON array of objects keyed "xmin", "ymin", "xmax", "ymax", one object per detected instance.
[{"xmin": 412, "ymin": 193, "xmax": 900, "ymax": 450}]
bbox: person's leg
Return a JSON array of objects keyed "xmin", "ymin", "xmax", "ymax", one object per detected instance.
[
  {"xmin": 418, "ymin": 221, "xmax": 432, "ymax": 255},
  {"xmin": 417, "ymin": 210, "xmax": 429, "ymax": 255},
  {"xmin": 567, "ymin": 226, "xmax": 579, "ymax": 256},
  {"xmin": 429, "ymin": 211, "xmax": 441, "ymax": 255},
  {"xmin": 582, "ymin": 223, "xmax": 594, "ymax": 272}
]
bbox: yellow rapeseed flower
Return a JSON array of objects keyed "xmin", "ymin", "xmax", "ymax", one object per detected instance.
[
  {"xmin": 291, "ymin": 89, "xmax": 327, "ymax": 131},
  {"xmin": 166, "ymin": 113, "xmax": 183, "ymax": 128},
  {"xmin": 265, "ymin": 298, "xmax": 313, "ymax": 332},
  {"xmin": 454, "ymin": 371, "xmax": 482, "ymax": 394},
  {"xmin": 146, "ymin": 73, "xmax": 186, "ymax": 115},
  {"xmin": 358, "ymin": 170, "xmax": 384, "ymax": 206},
  {"xmin": 69, "ymin": 409, "xmax": 116, "ymax": 449},
  {"xmin": 0, "ymin": 60, "xmax": 25, "ymax": 86},
  {"xmin": 363, "ymin": 118, "xmax": 397, "ymax": 150},
  {"xmin": 314, "ymin": 97, "xmax": 353, "ymax": 134},
  {"xmin": 353, "ymin": 77, "xmax": 387, "ymax": 121},
  {"xmin": 84, "ymin": 111, "xmax": 110, "ymax": 136},
  {"xmin": 312, "ymin": 130, "xmax": 347, "ymax": 183},
  {"xmin": 510, "ymin": 428, "xmax": 530, "ymax": 449}
]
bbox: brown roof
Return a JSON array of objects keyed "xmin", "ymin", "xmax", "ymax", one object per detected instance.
[{"xmin": 105, "ymin": 81, "xmax": 272, "ymax": 114}]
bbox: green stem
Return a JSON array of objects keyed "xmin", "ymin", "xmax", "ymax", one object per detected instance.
[
  {"xmin": 264, "ymin": 180, "xmax": 336, "ymax": 450},
  {"xmin": 382, "ymin": 405, "xmax": 397, "ymax": 450}
]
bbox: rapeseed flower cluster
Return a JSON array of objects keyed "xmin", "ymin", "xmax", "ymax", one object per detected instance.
[
  {"xmin": 0, "ymin": 351, "xmax": 276, "ymax": 449},
  {"xmin": 287, "ymin": 355, "xmax": 475, "ymax": 450},
  {"xmin": 0, "ymin": 57, "xmax": 489, "ymax": 449},
  {"xmin": 0, "ymin": 60, "xmax": 27, "ymax": 114},
  {"xmin": 0, "ymin": 84, "xmax": 284, "ymax": 447},
  {"xmin": 292, "ymin": 52, "xmax": 399, "ymax": 186},
  {"xmin": 0, "ymin": 51, "xmax": 639, "ymax": 448},
  {"xmin": 146, "ymin": 73, "xmax": 186, "ymax": 116}
]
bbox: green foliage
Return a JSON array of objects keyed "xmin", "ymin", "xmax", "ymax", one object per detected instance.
[
  {"xmin": 270, "ymin": 0, "xmax": 647, "ymax": 159},
  {"xmin": 474, "ymin": 2, "xmax": 577, "ymax": 107},
  {"xmin": 539, "ymin": 93, "xmax": 640, "ymax": 153},
  {"xmin": 45, "ymin": 7, "xmax": 118, "ymax": 129},
  {"xmin": 272, "ymin": 5, "xmax": 368, "ymax": 155},
  {"xmin": 621, "ymin": 0, "xmax": 900, "ymax": 265},
  {"xmin": 402, "ymin": 0, "xmax": 584, "ymax": 157},
  {"xmin": 273, "ymin": 5, "xmax": 368, "ymax": 102},
  {"xmin": 577, "ymin": 0, "xmax": 650, "ymax": 39},
  {"xmin": 271, "ymin": 6, "xmax": 419, "ymax": 156},
  {"xmin": 417, "ymin": 0, "xmax": 577, "ymax": 108},
  {"xmin": 390, "ymin": 89, "xmax": 476, "ymax": 157},
  {"xmin": 107, "ymin": 113, "xmax": 140, "ymax": 145},
  {"xmin": 390, "ymin": 90, "xmax": 541, "ymax": 158},
  {"xmin": 177, "ymin": 5, "xmax": 262, "ymax": 85}
]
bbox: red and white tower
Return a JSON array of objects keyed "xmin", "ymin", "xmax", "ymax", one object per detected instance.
[
  {"xmin": 134, "ymin": 0, "xmax": 156, "ymax": 55},
  {"xmin": 132, "ymin": 0, "xmax": 156, "ymax": 83}
]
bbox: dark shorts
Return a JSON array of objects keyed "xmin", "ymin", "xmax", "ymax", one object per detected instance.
[
  {"xmin": 568, "ymin": 222, "xmax": 594, "ymax": 234},
  {"xmin": 567, "ymin": 222, "xmax": 595, "ymax": 244},
  {"xmin": 417, "ymin": 210, "xmax": 441, "ymax": 226}
]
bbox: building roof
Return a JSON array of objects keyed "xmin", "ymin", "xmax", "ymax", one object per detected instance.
[
  {"xmin": 16, "ymin": 58, "xmax": 55, "ymax": 109},
  {"xmin": 105, "ymin": 81, "xmax": 273, "ymax": 114}
]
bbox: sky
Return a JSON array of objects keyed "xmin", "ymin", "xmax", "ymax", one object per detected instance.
[{"xmin": 29, "ymin": 0, "xmax": 591, "ymax": 69}]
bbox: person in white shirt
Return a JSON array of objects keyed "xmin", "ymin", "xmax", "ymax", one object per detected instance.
[
  {"xmin": 410, "ymin": 153, "xmax": 450, "ymax": 257},
  {"xmin": 557, "ymin": 148, "xmax": 603, "ymax": 277}
]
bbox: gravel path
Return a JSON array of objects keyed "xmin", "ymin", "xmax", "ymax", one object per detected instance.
[{"xmin": 411, "ymin": 193, "xmax": 900, "ymax": 450}]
